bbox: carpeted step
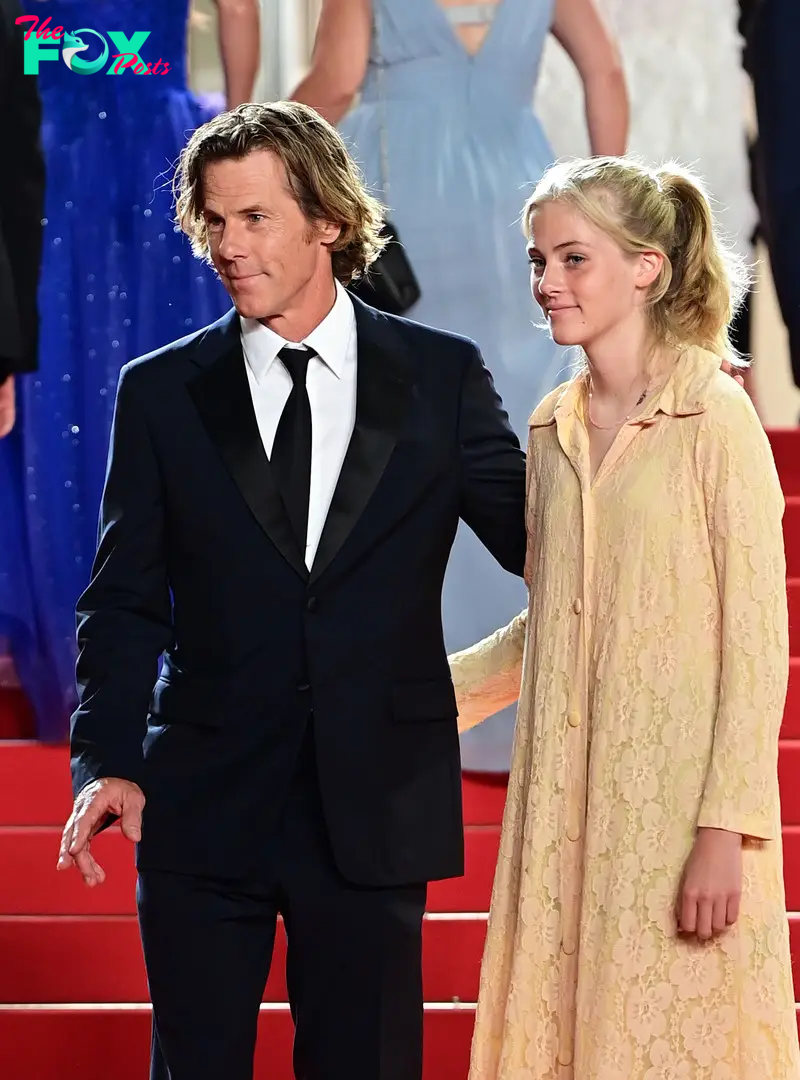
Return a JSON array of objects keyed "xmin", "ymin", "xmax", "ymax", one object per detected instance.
[
  {"xmin": 5, "ymin": 824, "xmax": 800, "ymax": 918},
  {"xmin": 0, "ymin": 1005, "xmax": 475, "ymax": 1080},
  {"xmin": 770, "ymin": 430, "xmax": 800, "ymax": 497},
  {"xmin": 0, "ymin": 824, "xmax": 501, "ymax": 916},
  {"xmin": 4, "ymin": 643, "xmax": 800, "ymax": 829},
  {"xmin": 779, "ymin": 741, "xmax": 800, "ymax": 825},
  {"xmin": 0, "ymin": 914, "xmax": 488, "ymax": 1004},
  {"xmin": 786, "ymin": 501, "xmax": 800, "ymax": 578},
  {"xmin": 1, "ymin": 1004, "xmax": 799, "ymax": 1080},
  {"xmin": 4, "ymin": 912, "xmax": 799, "ymax": 1008}
]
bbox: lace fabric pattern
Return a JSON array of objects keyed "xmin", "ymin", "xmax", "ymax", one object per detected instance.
[{"xmin": 449, "ymin": 348, "xmax": 799, "ymax": 1078}]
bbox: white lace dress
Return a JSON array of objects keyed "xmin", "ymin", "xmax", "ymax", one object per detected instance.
[{"xmin": 535, "ymin": 0, "xmax": 757, "ymax": 259}]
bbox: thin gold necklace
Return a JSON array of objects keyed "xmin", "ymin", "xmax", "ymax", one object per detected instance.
[{"xmin": 587, "ymin": 377, "xmax": 649, "ymax": 431}]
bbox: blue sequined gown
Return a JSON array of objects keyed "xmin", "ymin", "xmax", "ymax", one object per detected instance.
[
  {"xmin": 339, "ymin": 0, "xmax": 567, "ymax": 771},
  {"xmin": 0, "ymin": 0, "xmax": 229, "ymax": 739}
]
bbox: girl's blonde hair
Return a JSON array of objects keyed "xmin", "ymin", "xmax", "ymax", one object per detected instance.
[{"xmin": 522, "ymin": 156, "xmax": 751, "ymax": 364}]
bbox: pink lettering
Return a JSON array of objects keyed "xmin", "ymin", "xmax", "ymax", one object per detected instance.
[
  {"xmin": 15, "ymin": 15, "xmax": 39, "ymax": 41},
  {"xmin": 110, "ymin": 52, "xmax": 139, "ymax": 74}
]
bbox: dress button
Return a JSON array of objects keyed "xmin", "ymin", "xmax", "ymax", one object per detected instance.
[
  {"xmin": 561, "ymin": 938, "xmax": 576, "ymax": 956},
  {"xmin": 567, "ymin": 711, "xmax": 581, "ymax": 728},
  {"xmin": 572, "ymin": 598, "xmax": 582, "ymax": 615},
  {"xmin": 566, "ymin": 822, "xmax": 581, "ymax": 842},
  {"xmin": 558, "ymin": 1050, "xmax": 575, "ymax": 1067},
  {"xmin": 306, "ymin": 596, "xmax": 318, "ymax": 613}
]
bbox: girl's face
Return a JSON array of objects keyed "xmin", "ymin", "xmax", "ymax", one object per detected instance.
[{"xmin": 527, "ymin": 200, "xmax": 662, "ymax": 352}]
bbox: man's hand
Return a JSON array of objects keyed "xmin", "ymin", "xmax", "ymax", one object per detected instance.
[
  {"xmin": 57, "ymin": 778, "xmax": 145, "ymax": 887},
  {"xmin": 676, "ymin": 827, "xmax": 742, "ymax": 941},
  {"xmin": 720, "ymin": 357, "xmax": 745, "ymax": 388},
  {"xmin": 0, "ymin": 376, "xmax": 15, "ymax": 437}
]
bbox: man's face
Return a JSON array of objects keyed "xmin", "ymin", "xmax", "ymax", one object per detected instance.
[{"xmin": 202, "ymin": 150, "xmax": 340, "ymax": 321}]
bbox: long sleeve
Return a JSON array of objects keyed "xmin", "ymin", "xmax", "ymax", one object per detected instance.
[
  {"xmin": 458, "ymin": 344, "xmax": 527, "ymax": 577},
  {"xmin": 695, "ymin": 387, "xmax": 789, "ymax": 840},
  {"xmin": 449, "ymin": 610, "xmax": 528, "ymax": 733},
  {"xmin": 70, "ymin": 364, "xmax": 173, "ymax": 796}
]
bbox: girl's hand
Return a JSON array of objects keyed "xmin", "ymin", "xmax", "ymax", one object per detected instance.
[{"xmin": 676, "ymin": 827, "xmax": 742, "ymax": 941}]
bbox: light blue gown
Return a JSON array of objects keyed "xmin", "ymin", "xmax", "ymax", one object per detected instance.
[{"xmin": 339, "ymin": 0, "xmax": 568, "ymax": 771}]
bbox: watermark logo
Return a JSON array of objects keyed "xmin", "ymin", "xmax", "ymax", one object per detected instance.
[{"xmin": 17, "ymin": 16, "xmax": 171, "ymax": 75}]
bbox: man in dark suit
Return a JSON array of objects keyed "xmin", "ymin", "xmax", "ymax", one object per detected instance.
[
  {"xmin": 0, "ymin": 0, "xmax": 45, "ymax": 436},
  {"xmin": 57, "ymin": 102, "xmax": 527, "ymax": 1080},
  {"xmin": 740, "ymin": 0, "xmax": 800, "ymax": 400}
]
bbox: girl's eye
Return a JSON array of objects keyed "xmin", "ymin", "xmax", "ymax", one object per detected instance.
[{"xmin": 566, "ymin": 253, "xmax": 585, "ymax": 266}]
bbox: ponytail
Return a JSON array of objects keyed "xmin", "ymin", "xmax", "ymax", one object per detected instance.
[{"xmin": 655, "ymin": 166, "xmax": 748, "ymax": 362}]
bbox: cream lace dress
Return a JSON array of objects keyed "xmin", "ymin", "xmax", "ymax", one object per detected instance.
[{"xmin": 450, "ymin": 348, "xmax": 798, "ymax": 1079}]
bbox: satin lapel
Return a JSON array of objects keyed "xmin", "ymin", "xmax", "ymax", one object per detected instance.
[
  {"xmin": 187, "ymin": 312, "xmax": 308, "ymax": 581},
  {"xmin": 310, "ymin": 299, "xmax": 414, "ymax": 584}
]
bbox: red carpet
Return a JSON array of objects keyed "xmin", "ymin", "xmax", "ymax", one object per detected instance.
[{"xmin": 0, "ymin": 427, "xmax": 798, "ymax": 1079}]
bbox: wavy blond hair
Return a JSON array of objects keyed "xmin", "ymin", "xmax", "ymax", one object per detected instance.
[
  {"xmin": 174, "ymin": 101, "xmax": 388, "ymax": 284},
  {"xmin": 522, "ymin": 156, "xmax": 751, "ymax": 365}
]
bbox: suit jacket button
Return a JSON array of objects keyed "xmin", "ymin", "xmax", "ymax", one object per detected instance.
[
  {"xmin": 297, "ymin": 683, "xmax": 310, "ymax": 693},
  {"xmin": 306, "ymin": 596, "xmax": 318, "ymax": 613}
]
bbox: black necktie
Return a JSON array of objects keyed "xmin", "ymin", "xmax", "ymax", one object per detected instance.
[{"xmin": 271, "ymin": 345, "xmax": 315, "ymax": 555}]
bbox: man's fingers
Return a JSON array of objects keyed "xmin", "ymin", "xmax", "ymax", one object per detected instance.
[
  {"xmin": 119, "ymin": 798, "xmax": 143, "ymax": 843},
  {"xmin": 73, "ymin": 846, "xmax": 105, "ymax": 888},
  {"xmin": 69, "ymin": 801, "xmax": 110, "ymax": 855},
  {"xmin": 57, "ymin": 814, "xmax": 78, "ymax": 869},
  {"xmin": 0, "ymin": 377, "xmax": 15, "ymax": 438}
]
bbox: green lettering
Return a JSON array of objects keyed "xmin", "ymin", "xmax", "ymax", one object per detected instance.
[{"xmin": 106, "ymin": 31, "xmax": 150, "ymax": 73}]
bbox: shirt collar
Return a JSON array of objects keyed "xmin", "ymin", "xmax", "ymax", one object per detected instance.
[
  {"xmin": 240, "ymin": 280, "xmax": 355, "ymax": 385},
  {"xmin": 530, "ymin": 345, "xmax": 720, "ymax": 428}
]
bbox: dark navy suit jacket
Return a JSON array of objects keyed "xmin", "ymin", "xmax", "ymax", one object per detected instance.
[{"xmin": 70, "ymin": 297, "xmax": 527, "ymax": 886}]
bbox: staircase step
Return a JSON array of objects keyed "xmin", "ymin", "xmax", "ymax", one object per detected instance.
[
  {"xmin": 0, "ymin": 743, "xmax": 72, "ymax": 826},
  {"xmin": 770, "ymin": 430, "xmax": 800, "ymax": 496},
  {"xmin": 5, "ymin": 815, "xmax": 800, "ymax": 916},
  {"xmin": 779, "ymin": 741, "xmax": 800, "ymax": 824},
  {"xmin": 0, "ymin": 1005, "xmax": 475, "ymax": 1080},
  {"xmin": 4, "ymin": 644, "xmax": 800, "ymax": 831},
  {"xmin": 4, "ymin": 824, "xmax": 800, "ymax": 929},
  {"xmin": 787, "ymin": 501, "xmax": 800, "ymax": 578},
  {"xmin": 1, "ymin": 1003, "xmax": 799, "ymax": 1080},
  {"xmin": 0, "ymin": 914, "xmax": 487, "ymax": 1004},
  {"xmin": 0, "ymin": 824, "xmax": 500, "ymax": 916},
  {"xmin": 787, "ymin": 659, "xmax": 800, "ymax": 739}
]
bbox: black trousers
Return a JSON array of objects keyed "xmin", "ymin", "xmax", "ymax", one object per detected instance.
[{"xmin": 138, "ymin": 730, "xmax": 427, "ymax": 1080}]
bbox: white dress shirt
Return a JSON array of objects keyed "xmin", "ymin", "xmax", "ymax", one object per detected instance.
[{"xmin": 240, "ymin": 281, "xmax": 358, "ymax": 569}]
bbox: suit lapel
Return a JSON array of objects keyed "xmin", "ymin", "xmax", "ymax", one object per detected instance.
[
  {"xmin": 310, "ymin": 298, "xmax": 414, "ymax": 584},
  {"xmin": 188, "ymin": 310, "xmax": 308, "ymax": 581}
]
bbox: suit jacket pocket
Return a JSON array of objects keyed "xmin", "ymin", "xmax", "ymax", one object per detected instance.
[{"xmin": 391, "ymin": 678, "xmax": 458, "ymax": 723}]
